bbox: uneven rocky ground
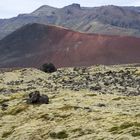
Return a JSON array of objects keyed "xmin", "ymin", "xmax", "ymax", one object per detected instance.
[{"xmin": 0, "ymin": 65, "xmax": 140, "ymax": 140}]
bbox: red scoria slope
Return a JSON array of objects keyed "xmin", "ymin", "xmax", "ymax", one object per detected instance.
[{"xmin": 0, "ymin": 23, "xmax": 140, "ymax": 68}]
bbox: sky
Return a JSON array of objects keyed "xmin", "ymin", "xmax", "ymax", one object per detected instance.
[{"xmin": 0, "ymin": 0, "xmax": 140, "ymax": 18}]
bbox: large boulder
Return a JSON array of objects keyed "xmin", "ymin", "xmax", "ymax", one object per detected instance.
[
  {"xmin": 27, "ymin": 91, "xmax": 49, "ymax": 104},
  {"xmin": 40, "ymin": 63, "xmax": 57, "ymax": 73}
]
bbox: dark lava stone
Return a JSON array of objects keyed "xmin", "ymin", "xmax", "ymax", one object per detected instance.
[{"xmin": 27, "ymin": 91, "xmax": 49, "ymax": 104}]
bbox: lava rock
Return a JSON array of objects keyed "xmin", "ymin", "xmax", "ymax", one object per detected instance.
[
  {"xmin": 27, "ymin": 91, "xmax": 49, "ymax": 104},
  {"xmin": 41, "ymin": 63, "xmax": 57, "ymax": 73}
]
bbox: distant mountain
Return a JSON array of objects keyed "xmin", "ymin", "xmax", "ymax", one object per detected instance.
[
  {"xmin": 0, "ymin": 23, "xmax": 140, "ymax": 68},
  {"xmin": 0, "ymin": 4, "xmax": 140, "ymax": 40}
]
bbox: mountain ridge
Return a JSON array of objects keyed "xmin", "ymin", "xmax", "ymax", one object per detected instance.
[{"xmin": 0, "ymin": 4, "xmax": 140, "ymax": 40}]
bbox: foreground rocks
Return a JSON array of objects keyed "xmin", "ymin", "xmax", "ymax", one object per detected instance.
[
  {"xmin": 26, "ymin": 91, "xmax": 49, "ymax": 104},
  {"xmin": 0, "ymin": 65, "xmax": 140, "ymax": 96},
  {"xmin": 49, "ymin": 65, "xmax": 140, "ymax": 96},
  {"xmin": 0, "ymin": 65, "xmax": 140, "ymax": 139}
]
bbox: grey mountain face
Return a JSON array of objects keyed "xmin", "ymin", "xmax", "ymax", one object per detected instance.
[{"xmin": 0, "ymin": 4, "xmax": 140, "ymax": 40}]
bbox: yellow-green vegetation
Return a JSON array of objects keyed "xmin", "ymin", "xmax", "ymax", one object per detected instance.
[
  {"xmin": 5, "ymin": 104, "xmax": 28, "ymax": 115},
  {"xmin": 131, "ymin": 131, "xmax": 140, "ymax": 137},
  {"xmin": 50, "ymin": 130, "xmax": 68, "ymax": 139},
  {"xmin": 112, "ymin": 97, "xmax": 127, "ymax": 101},
  {"xmin": 0, "ymin": 65, "xmax": 139, "ymax": 140},
  {"xmin": 109, "ymin": 122, "xmax": 140, "ymax": 134},
  {"xmin": 2, "ymin": 130, "xmax": 14, "ymax": 138}
]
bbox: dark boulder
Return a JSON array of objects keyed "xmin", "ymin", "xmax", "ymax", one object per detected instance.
[
  {"xmin": 27, "ymin": 91, "xmax": 49, "ymax": 104},
  {"xmin": 40, "ymin": 63, "xmax": 57, "ymax": 73}
]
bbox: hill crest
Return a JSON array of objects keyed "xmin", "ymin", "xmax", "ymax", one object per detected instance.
[{"xmin": 0, "ymin": 23, "xmax": 140, "ymax": 68}]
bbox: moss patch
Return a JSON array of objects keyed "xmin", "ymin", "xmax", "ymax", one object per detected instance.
[
  {"xmin": 131, "ymin": 131, "xmax": 140, "ymax": 137},
  {"xmin": 109, "ymin": 122, "xmax": 140, "ymax": 134},
  {"xmin": 5, "ymin": 104, "xmax": 28, "ymax": 115},
  {"xmin": 112, "ymin": 97, "xmax": 126, "ymax": 101},
  {"xmin": 2, "ymin": 130, "xmax": 14, "ymax": 138},
  {"xmin": 50, "ymin": 130, "xmax": 68, "ymax": 139}
]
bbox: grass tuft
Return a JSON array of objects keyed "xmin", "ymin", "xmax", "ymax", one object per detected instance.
[
  {"xmin": 6, "ymin": 104, "xmax": 28, "ymax": 115},
  {"xmin": 50, "ymin": 130, "xmax": 68, "ymax": 139},
  {"xmin": 109, "ymin": 122, "xmax": 140, "ymax": 134},
  {"xmin": 2, "ymin": 131, "xmax": 13, "ymax": 138},
  {"xmin": 131, "ymin": 131, "xmax": 140, "ymax": 137}
]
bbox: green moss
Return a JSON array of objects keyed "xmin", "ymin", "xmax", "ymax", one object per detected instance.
[
  {"xmin": 86, "ymin": 93, "xmax": 97, "ymax": 97},
  {"xmin": 6, "ymin": 104, "xmax": 28, "ymax": 115},
  {"xmin": 75, "ymin": 129, "xmax": 93, "ymax": 137},
  {"xmin": 112, "ymin": 97, "xmax": 126, "ymax": 101},
  {"xmin": 0, "ymin": 99, "xmax": 9, "ymax": 104},
  {"xmin": 135, "ymin": 70, "xmax": 140, "ymax": 76},
  {"xmin": 131, "ymin": 131, "xmax": 140, "ymax": 137},
  {"xmin": 9, "ymin": 93, "xmax": 25, "ymax": 100},
  {"xmin": 58, "ymin": 105, "xmax": 81, "ymax": 111},
  {"xmin": 119, "ymin": 122, "xmax": 134, "ymax": 129},
  {"xmin": 71, "ymin": 128, "xmax": 82, "ymax": 133},
  {"xmin": 50, "ymin": 130, "xmax": 68, "ymax": 139},
  {"xmin": 58, "ymin": 105, "xmax": 74, "ymax": 111},
  {"xmin": 2, "ymin": 131, "xmax": 13, "ymax": 138},
  {"xmin": 109, "ymin": 122, "xmax": 140, "ymax": 134},
  {"xmin": 38, "ymin": 113, "xmax": 50, "ymax": 120},
  {"xmin": 135, "ymin": 113, "xmax": 140, "ymax": 117},
  {"xmin": 109, "ymin": 126, "xmax": 119, "ymax": 132},
  {"xmin": 0, "ymin": 93, "xmax": 24, "ymax": 104},
  {"xmin": 133, "ymin": 122, "xmax": 140, "ymax": 127}
]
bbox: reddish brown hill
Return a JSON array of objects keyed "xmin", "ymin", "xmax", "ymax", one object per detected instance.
[{"xmin": 0, "ymin": 23, "xmax": 140, "ymax": 68}]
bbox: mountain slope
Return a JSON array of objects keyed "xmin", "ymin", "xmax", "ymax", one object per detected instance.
[
  {"xmin": 0, "ymin": 4, "xmax": 140, "ymax": 39},
  {"xmin": 0, "ymin": 23, "xmax": 140, "ymax": 68}
]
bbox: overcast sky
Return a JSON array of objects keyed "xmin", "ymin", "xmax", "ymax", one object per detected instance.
[{"xmin": 0, "ymin": 0, "xmax": 140, "ymax": 18}]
